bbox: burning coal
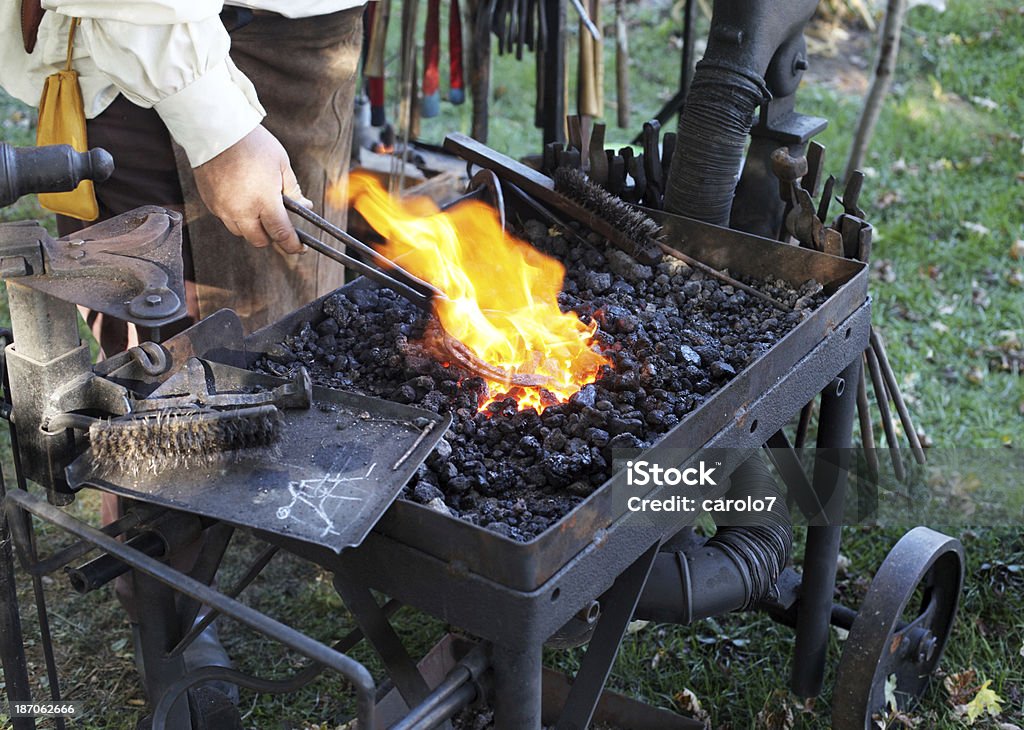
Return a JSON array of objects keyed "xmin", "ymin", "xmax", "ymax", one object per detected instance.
[{"xmin": 347, "ymin": 172, "xmax": 609, "ymax": 412}]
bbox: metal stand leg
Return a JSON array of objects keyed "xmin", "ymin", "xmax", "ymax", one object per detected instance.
[
  {"xmin": 791, "ymin": 359, "xmax": 861, "ymax": 698},
  {"xmin": 0, "ymin": 478, "xmax": 34, "ymax": 730},
  {"xmin": 332, "ymin": 573, "xmax": 443, "ymax": 725},
  {"xmin": 555, "ymin": 541, "xmax": 660, "ymax": 730},
  {"xmin": 133, "ymin": 571, "xmax": 193, "ymax": 729},
  {"xmin": 492, "ymin": 642, "xmax": 544, "ymax": 730}
]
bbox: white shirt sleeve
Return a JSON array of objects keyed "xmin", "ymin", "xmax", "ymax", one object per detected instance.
[{"xmin": 41, "ymin": 1, "xmax": 266, "ymax": 167}]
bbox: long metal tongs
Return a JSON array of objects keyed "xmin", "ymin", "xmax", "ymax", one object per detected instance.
[{"xmin": 283, "ymin": 196, "xmax": 443, "ymax": 313}]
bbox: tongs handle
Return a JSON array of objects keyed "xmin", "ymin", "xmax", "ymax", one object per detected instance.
[
  {"xmin": 293, "ymin": 228, "xmax": 433, "ymax": 313},
  {"xmin": 283, "ymin": 196, "xmax": 441, "ymax": 310}
]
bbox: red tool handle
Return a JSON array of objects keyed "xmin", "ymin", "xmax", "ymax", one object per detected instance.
[
  {"xmin": 365, "ymin": 0, "xmax": 389, "ymax": 126},
  {"xmin": 449, "ymin": 0, "xmax": 465, "ymax": 104},
  {"xmin": 422, "ymin": 0, "xmax": 441, "ymax": 116}
]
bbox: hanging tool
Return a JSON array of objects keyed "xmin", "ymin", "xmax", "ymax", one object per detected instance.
[
  {"xmin": 615, "ymin": 0, "xmax": 630, "ymax": 128},
  {"xmin": 640, "ymin": 120, "xmax": 663, "ymax": 208},
  {"xmin": 469, "ymin": 0, "xmax": 493, "ymax": 141},
  {"xmin": 568, "ymin": 0, "xmax": 602, "ymax": 41},
  {"xmin": 422, "ymin": 0, "xmax": 442, "ymax": 117},
  {"xmin": 365, "ymin": 0, "xmax": 391, "ymax": 127},
  {"xmin": 449, "ymin": 0, "xmax": 466, "ymax": 104},
  {"xmin": 577, "ymin": 0, "xmax": 604, "ymax": 129}
]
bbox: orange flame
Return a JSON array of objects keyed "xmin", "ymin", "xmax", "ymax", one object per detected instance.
[{"xmin": 347, "ymin": 172, "xmax": 608, "ymax": 412}]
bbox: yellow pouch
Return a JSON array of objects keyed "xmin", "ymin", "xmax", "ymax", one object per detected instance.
[{"xmin": 36, "ymin": 18, "xmax": 99, "ymax": 221}]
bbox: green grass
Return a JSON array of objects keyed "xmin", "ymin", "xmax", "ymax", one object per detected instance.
[{"xmin": 2, "ymin": 0, "xmax": 1023, "ymax": 727}]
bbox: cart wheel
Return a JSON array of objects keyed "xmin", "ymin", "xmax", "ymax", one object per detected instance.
[{"xmin": 832, "ymin": 527, "xmax": 964, "ymax": 729}]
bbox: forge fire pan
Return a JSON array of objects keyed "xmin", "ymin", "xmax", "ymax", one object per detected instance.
[{"xmin": 245, "ymin": 210, "xmax": 868, "ymax": 591}]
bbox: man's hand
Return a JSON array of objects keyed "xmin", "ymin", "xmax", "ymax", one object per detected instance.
[{"xmin": 192, "ymin": 125, "xmax": 310, "ymax": 254}]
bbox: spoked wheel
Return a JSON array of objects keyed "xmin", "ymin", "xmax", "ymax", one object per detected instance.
[{"xmin": 832, "ymin": 527, "xmax": 964, "ymax": 729}]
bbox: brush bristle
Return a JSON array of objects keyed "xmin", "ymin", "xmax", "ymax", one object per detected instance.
[
  {"xmin": 89, "ymin": 405, "xmax": 283, "ymax": 477},
  {"xmin": 552, "ymin": 167, "xmax": 664, "ymax": 264}
]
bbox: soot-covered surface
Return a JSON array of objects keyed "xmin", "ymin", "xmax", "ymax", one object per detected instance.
[{"xmin": 256, "ymin": 220, "xmax": 824, "ymax": 541}]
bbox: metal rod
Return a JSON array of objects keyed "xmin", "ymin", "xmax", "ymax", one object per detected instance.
[
  {"xmin": 4, "ymin": 490, "xmax": 377, "ymax": 729},
  {"xmin": 65, "ymin": 531, "xmax": 166, "ymax": 593},
  {"xmin": 864, "ymin": 343, "xmax": 905, "ymax": 481},
  {"xmin": 855, "ymin": 365, "xmax": 880, "ymax": 483},
  {"xmin": 791, "ymin": 359, "xmax": 860, "ymax": 698},
  {"xmin": 0, "ymin": 464, "xmax": 35, "ymax": 730},
  {"xmin": 31, "ymin": 509, "xmax": 154, "ymax": 577},
  {"xmin": 293, "ymin": 228, "xmax": 433, "ymax": 313},
  {"xmin": 284, "ymin": 196, "xmax": 440, "ymax": 301},
  {"xmin": 394, "ymin": 682, "xmax": 478, "ymax": 730},
  {"xmin": 870, "ymin": 327, "xmax": 926, "ymax": 464},
  {"xmin": 332, "ymin": 572, "xmax": 436, "ymax": 722},
  {"xmin": 568, "ymin": 0, "xmax": 602, "ymax": 40},
  {"xmin": 393, "ymin": 421, "xmax": 436, "ymax": 471},
  {"xmin": 764, "ymin": 431, "xmax": 825, "ymax": 523},
  {"xmin": 794, "ymin": 399, "xmax": 814, "ymax": 449},
  {"xmin": 155, "ymin": 599, "xmax": 403, "ymax": 729},
  {"xmin": 168, "ymin": 544, "xmax": 280, "ymax": 659},
  {"xmin": 388, "ymin": 643, "xmax": 489, "ymax": 730},
  {"xmin": 654, "ymin": 240, "xmax": 793, "ymax": 312}
]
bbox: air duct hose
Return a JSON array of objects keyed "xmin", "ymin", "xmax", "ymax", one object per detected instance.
[
  {"xmin": 661, "ymin": 62, "xmax": 768, "ymax": 227},
  {"xmin": 636, "ymin": 454, "xmax": 791, "ymax": 624}
]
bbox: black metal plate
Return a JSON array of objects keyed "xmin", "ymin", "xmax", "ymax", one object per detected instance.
[{"xmin": 67, "ymin": 363, "xmax": 450, "ymax": 552}]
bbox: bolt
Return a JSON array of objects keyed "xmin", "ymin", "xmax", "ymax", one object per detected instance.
[
  {"xmin": 67, "ymin": 239, "xmax": 85, "ymax": 247},
  {"xmin": 145, "ymin": 294, "xmax": 163, "ymax": 306},
  {"xmin": 70, "ymin": 250, "xmax": 86, "ymax": 260},
  {"xmin": 794, "ymin": 56, "xmax": 809, "ymax": 72},
  {"xmin": 915, "ymin": 632, "xmax": 938, "ymax": 664}
]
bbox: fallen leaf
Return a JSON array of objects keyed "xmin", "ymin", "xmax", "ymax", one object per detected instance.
[
  {"xmin": 966, "ymin": 366, "xmax": 985, "ymax": 385},
  {"xmin": 964, "ymin": 680, "xmax": 1003, "ymax": 723},
  {"xmin": 961, "ymin": 221, "xmax": 991, "ymax": 236},
  {"xmin": 674, "ymin": 687, "xmax": 710, "ymax": 726},
  {"xmin": 970, "ymin": 96, "xmax": 999, "ymax": 111},
  {"xmin": 1010, "ymin": 240, "xmax": 1024, "ymax": 260},
  {"xmin": 944, "ymin": 668, "xmax": 979, "ymax": 705},
  {"xmin": 884, "ymin": 674, "xmax": 899, "ymax": 712}
]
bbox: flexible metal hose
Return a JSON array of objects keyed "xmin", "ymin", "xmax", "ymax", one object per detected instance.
[
  {"xmin": 661, "ymin": 62, "xmax": 768, "ymax": 226},
  {"xmin": 707, "ymin": 453, "xmax": 792, "ymax": 610},
  {"xmin": 636, "ymin": 453, "xmax": 791, "ymax": 624}
]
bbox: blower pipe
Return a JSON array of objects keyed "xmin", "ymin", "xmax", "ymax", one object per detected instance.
[{"xmin": 636, "ymin": 454, "xmax": 791, "ymax": 624}]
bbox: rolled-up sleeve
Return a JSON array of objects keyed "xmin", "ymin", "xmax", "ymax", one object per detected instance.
[{"xmin": 42, "ymin": 1, "xmax": 266, "ymax": 166}]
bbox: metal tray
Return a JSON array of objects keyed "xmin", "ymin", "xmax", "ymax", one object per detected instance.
[
  {"xmin": 245, "ymin": 211, "xmax": 867, "ymax": 590},
  {"xmin": 69, "ymin": 362, "xmax": 450, "ymax": 552}
]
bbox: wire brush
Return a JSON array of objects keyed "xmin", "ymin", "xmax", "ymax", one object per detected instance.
[
  {"xmin": 89, "ymin": 405, "xmax": 283, "ymax": 477},
  {"xmin": 551, "ymin": 166, "xmax": 791, "ymax": 311},
  {"xmin": 552, "ymin": 166, "xmax": 665, "ymax": 262}
]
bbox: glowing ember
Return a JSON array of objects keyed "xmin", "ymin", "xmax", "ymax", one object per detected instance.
[{"xmin": 346, "ymin": 172, "xmax": 608, "ymax": 412}]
